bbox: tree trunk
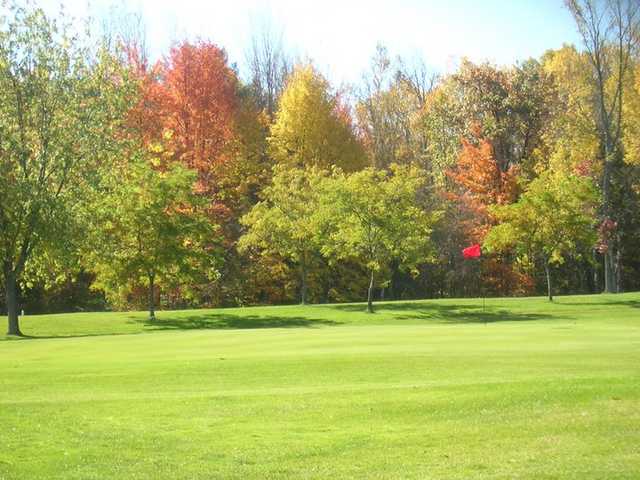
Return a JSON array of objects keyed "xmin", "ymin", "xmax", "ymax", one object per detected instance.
[
  {"xmin": 616, "ymin": 242, "xmax": 623, "ymax": 293},
  {"xmin": 367, "ymin": 269, "xmax": 375, "ymax": 313},
  {"xmin": 148, "ymin": 272, "xmax": 156, "ymax": 322},
  {"xmin": 592, "ymin": 249, "xmax": 599, "ymax": 293},
  {"xmin": 604, "ymin": 248, "xmax": 617, "ymax": 293},
  {"xmin": 602, "ymin": 154, "xmax": 618, "ymax": 293},
  {"xmin": 545, "ymin": 262, "xmax": 553, "ymax": 302},
  {"xmin": 300, "ymin": 262, "xmax": 307, "ymax": 305},
  {"xmin": 4, "ymin": 266, "xmax": 21, "ymax": 336}
]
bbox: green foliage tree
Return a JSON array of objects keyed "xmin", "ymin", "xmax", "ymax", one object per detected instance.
[
  {"xmin": 565, "ymin": 0, "xmax": 640, "ymax": 293},
  {"xmin": 485, "ymin": 171, "xmax": 598, "ymax": 301},
  {"xmin": 238, "ymin": 166, "xmax": 328, "ymax": 304},
  {"xmin": 541, "ymin": 45, "xmax": 613, "ymax": 292},
  {"xmin": 0, "ymin": 2, "xmax": 133, "ymax": 335},
  {"xmin": 321, "ymin": 165, "xmax": 438, "ymax": 313},
  {"xmin": 87, "ymin": 160, "xmax": 218, "ymax": 320}
]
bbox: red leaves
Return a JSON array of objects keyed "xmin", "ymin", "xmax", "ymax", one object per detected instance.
[
  {"xmin": 158, "ymin": 41, "xmax": 238, "ymax": 178},
  {"xmin": 131, "ymin": 40, "xmax": 239, "ymax": 178},
  {"xmin": 597, "ymin": 217, "xmax": 617, "ymax": 253},
  {"xmin": 574, "ymin": 158, "xmax": 595, "ymax": 178}
]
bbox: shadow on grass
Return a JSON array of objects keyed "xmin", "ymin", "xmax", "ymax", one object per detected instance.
[
  {"xmin": 10, "ymin": 295, "xmax": 607, "ymax": 340},
  {"xmin": 557, "ymin": 299, "xmax": 640, "ymax": 308},
  {"xmin": 329, "ymin": 301, "xmax": 554, "ymax": 324},
  {"xmin": 10, "ymin": 332, "xmax": 141, "ymax": 341},
  {"xmin": 137, "ymin": 314, "xmax": 339, "ymax": 331},
  {"xmin": 3, "ymin": 314, "xmax": 338, "ymax": 340}
]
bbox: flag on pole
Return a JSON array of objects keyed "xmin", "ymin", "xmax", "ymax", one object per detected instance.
[
  {"xmin": 462, "ymin": 243, "xmax": 481, "ymax": 259},
  {"xmin": 463, "ymin": 243, "xmax": 485, "ymax": 314}
]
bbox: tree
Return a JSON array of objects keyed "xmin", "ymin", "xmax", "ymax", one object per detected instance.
[
  {"xmin": 139, "ymin": 40, "xmax": 239, "ymax": 205},
  {"xmin": 245, "ymin": 20, "xmax": 292, "ymax": 118},
  {"xmin": 322, "ymin": 165, "xmax": 437, "ymax": 313},
  {"xmin": 268, "ymin": 64, "xmax": 366, "ymax": 172},
  {"xmin": 0, "ymin": 2, "xmax": 133, "ymax": 335},
  {"xmin": 415, "ymin": 59, "xmax": 557, "ymax": 179},
  {"xmin": 87, "ymin": 160, "xmax": 217, "ymax": 320},
  {"xmin": 238, "ymin": 166, "xmax": 328, "ymax": 304},
  {"xmin": 485, "ymin": 171, "xmax": 598, "ymax": 301},
  {"xmin": 128, "ymin": 39, "xmax": 258, "ymax": 308},
  {"xmin": 540, "ymin": 45, "xmax": 606, "ymax": 291},
  {"xmin": 413, "ymin": 80, "xmax": 464, "ymax": 183},
  {"xmin": 445, "ymin": 134, "xmax": 531, "ymax": 296},
  {"xmin": 541, "ymin": 46, "xmax": 601, "ymax": 173},
  {"xmin": 356, "ymin": 45, "xmax": 434, "ymax": 170},
  {"xmin": 565, "ymin": 0, "xmax": 640, "ymax": 292},
  {"xmin": 446, "ymin": 136, "xmax": 520, "ymax": 241}
]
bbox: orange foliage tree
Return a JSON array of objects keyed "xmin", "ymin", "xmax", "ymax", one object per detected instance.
[
  {"xmin": 123, "ymin": 41, "xmax": 270, "ymax": 306},
  {"xmin": 128, "ymin": 41, "xmax": 241, "ymax": 222},
  {"xmin": 446, "ymin": 137, "xmax": 519, "ymax": 240},
  {"xmin": 446, "ymin": 135, "xmax": 533, "ymax": 295},
  {"xmin": 155, "ymin": 41, "xmax": 238, "ymax": 198}
]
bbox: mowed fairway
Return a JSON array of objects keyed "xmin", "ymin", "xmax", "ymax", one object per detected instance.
[{"xmin": 1, "ymin": 294, "xmax": 640, "ymax": 479}]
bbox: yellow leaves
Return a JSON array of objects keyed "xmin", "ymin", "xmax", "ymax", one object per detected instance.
[
  {"xmin": 269, "ymin": 64, "xmax": 366, "ymax": 172},
  {"xmin": 622, "ymin": 65, "xmax": 640, "ymax": 166},
  {"xmin": 161, "ymin": 129, "xmax": 174, "ymax": 141}
]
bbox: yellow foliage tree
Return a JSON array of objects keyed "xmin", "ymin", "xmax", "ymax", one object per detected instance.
[
  {"xmin": 268, "ymin": 64, "xmax": 366, "ymax": 171},
  {"xmin": 541, "ymin": 46, "xmax": 600, "ymax": 176}
]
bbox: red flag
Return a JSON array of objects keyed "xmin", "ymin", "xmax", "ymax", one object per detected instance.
[{"xmin": 462, "ymin": 244, "xmax": 481, "ymax": 259}]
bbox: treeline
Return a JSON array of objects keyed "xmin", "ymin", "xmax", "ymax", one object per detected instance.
[{"xmin": 2, "ymin": 1, "xmax": 640, "ymax": 333}]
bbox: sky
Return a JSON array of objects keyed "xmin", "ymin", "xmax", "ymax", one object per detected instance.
[{"xmin": 38, "ymin": 0, "xmax": 583, "ymax": 85}]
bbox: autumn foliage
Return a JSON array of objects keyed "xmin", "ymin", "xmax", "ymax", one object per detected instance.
[
  {"xmin": 446, "ymin": 136, "xmax": 531, "ymax": 295},
  {"xmin": 446, "ymin": 137, "xmax": 519, "ymax": 242},
  {"xmin": 131, "ymin": 41, "xmax": 240, "ymax": 214},
  {"xmin": 9, "ymin": 0, "xmax": 640, "ymax": 322},
  {"xmin": 268, "ymin": 65, "xmax": 366, "ymax": 172}
]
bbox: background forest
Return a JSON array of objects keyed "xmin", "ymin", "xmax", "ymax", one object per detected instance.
[{"xmin": 2, "ymin": 0, "xmax": 640, "ymax": 327}]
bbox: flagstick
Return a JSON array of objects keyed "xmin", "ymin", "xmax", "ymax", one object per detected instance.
[
  {"xmin": 480, "ymin": 256, "xmax": 486, "ymax": 322},
  {"xmin": 483, "ymin": 293, "xmax": 486, "ymax": 325},
  {"xmin": 462, "ymin": 244, "xmax": 485, "ymax": 323}
]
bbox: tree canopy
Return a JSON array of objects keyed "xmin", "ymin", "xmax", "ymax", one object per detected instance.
[
  {"xmin": 320, "ymin": 165, "xmax": 438, "ymax": 312},
  {"xmin": 0, "ymin": 2, "xmax": 134, "ymax": 334},
  {"xmin": 485, "ymin": 170, "xmax": 598, "ymax": 300},
  {"xmin": 268, "ymin": 65, "xmax": 367, "ymax": 172},
  {"xmin": 4, "ymin": 1, "xmax": 640, "ymax": 332}
]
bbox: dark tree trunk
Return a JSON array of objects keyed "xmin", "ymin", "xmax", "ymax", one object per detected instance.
[
  {"xmin": 300, "ymin": 262, "xmax": 307, "ymax": 305},
  {"xmin": 602, "ymin": 152, "xmax": 619, "ymax": 294},
  {"xmin": 4, "ymin": 266, "xmax": 21, "ymax": 336},
  {"xmin": 545, "ymin": 262, "xmax": 553, "ymax": 302},
  {"xmin": 604, "ymin": 248, "xmax": 617, "ymax": 293},
  {"xmin": 593, "ymin": 250, "xmax": 600, "ymax": 293},
  {"xmin": 148, "ymin": 272, "xmax": 156, "ymax": 322},
  {"xmin": 616, "ymin": 242, "xmax": 623, "ymax": 293},
  {"xmin": 367, "ymin": 269, "xmax": 375, "ymax": 313}
]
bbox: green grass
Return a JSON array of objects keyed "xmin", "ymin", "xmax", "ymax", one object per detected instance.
[{"xmin": 1, "ymin": 293, "xmax": 639, "ymax": 479}]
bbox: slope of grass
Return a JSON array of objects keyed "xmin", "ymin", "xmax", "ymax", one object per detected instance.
[{"xmin": 1, "ymin": 293, "xmax": 639, "ymax": 479}]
